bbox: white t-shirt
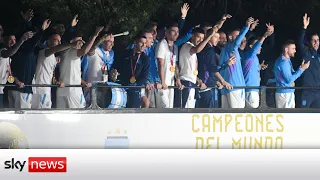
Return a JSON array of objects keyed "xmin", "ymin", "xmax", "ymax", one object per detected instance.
[
  {"xmin": 57, "ymin": 48, "xmax": 82, "ymax": 96},
  {"xmin": 87, "ymin": 48, "xmax": 110, "ymax": 83},
  {"xmin": 34, "ymin": 49, "xmax": 57, "ymax": 94},
  {"xmin": 155, "ymin": 39, "xmax": 178, "ymax": 86},
  {"xmin": 179, "ymin": 42, "xmax": 197, "ymax": 84},
  {"xmin": 0, "ymin": 48, "xmax": 10, "ymax": 94}
]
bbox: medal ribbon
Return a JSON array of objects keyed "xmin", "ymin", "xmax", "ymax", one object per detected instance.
[
  {"xmin": 131, "ymin": 53, "xmax": 141, "ymax": 78},
  {"xmin": 7, "ymin": 58, "xmax": 12, "ymax": 77}
]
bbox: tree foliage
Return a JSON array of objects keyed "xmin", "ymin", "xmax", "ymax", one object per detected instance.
[{"xmin": 19, "ymin": 0, "xmax": 182, "ymax": 40}]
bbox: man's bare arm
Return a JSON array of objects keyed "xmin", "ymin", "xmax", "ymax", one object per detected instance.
[{"xmin": 77, "ymin": 26, "xmax": 104, "ymax": 57}]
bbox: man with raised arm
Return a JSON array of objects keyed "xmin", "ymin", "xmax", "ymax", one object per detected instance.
[
  {"xmin": 32, "ymin": 33, "xmax": 80, "ymax": 109},
  {"xmin": 7, "ymin": 18, "xmax": 51, "ymax": 109},
  {"xmin": 299, "ymin": 14, "xmax": 320, "ymax": 108},
  {"xmin": 0, "ymin": 32, "xmax": 33, "ymax": 108},
  {"xmin": 174, "ymin": 27, "xmax": 215, "ymax": 108},
  {"xmin": 197, "ymin": 27, "xmax": 235, "ymax": 108},
  {"xmin": 273, "ymin": 40, "xmax": 310, "ymax": 108},
  {"xmin": 219, "ymin": 17, "xmax": 255, "ymax": 108},
  {"xmin": 242, "ymin": 23, "xmax": 274, "ymax": 108},
  {"xmin": 81, "ymin": 31, "xmax": 114, "ymax": 106},
  {"xmin": 56, "ymin": 26, "xmax": 104, "ymax": 109},
  {"xmin": 155, "ymin": 22, "xmax": 182, "ymax": 108}
]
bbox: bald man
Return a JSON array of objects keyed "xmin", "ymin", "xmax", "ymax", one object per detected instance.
[{"xmin": 33, "ymin": 33, "xmax": 76, "ymax": 109}]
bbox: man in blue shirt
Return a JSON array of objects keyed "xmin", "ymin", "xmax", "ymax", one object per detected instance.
[
  {"xmin": 242, "ymin": 23, "xmax": 274, "ymax": 108},
  {"xmin": 273, "ymin": 40, "xmax": 310, "ymax": 108},
  {"xmin": 197, "ymin": 28, "xmax": 235, "ymax": 108},
  {"xmin": 113, "ymin": 35, "xmax": 150, "ymax": 108},
  {"xmin": 141, "ymin": 29, "xmax": 161, "ymax": 108},
  {"xmin": 299, "ymin": 14, "xmax": 320, "ymax": 108},
  {"xmin": 219, "ymin": 17, "xmax": 255, "ymax": 108},
  {"xmin": 124, "ymin": 29, "xmax": 161, "ymax": 108}
]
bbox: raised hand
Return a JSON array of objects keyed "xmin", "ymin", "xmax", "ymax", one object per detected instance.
[
  {"xmin": 260, "ymin": 60, "xmax": 268, "ymax": 70},
  {"xmin": 250, "ymin": 19, "xmax": 259, "ymax": 31},
  {"xmin": 71, "ymin": 14, "xmax": 79, "ymax": 27},
  {"xmin": 300, "ymin": 60, "xmax": 310, "ymax": 71},
  {"xmin": 104, "ymin": 19, "xmax": 112, "ymax": 32},
  {"xmin": 21, "ymin": 31, "xmax": 34, "ymax": 41},
  {"xmin": 72, "ymin": 39, "xmax": 85, "ymax": 48},
  {"xmin": 21, "ymin": 9, "xmax": 34, "ymax": 22},
  {"xmin": 181, "ymin": 3, "xmax": 190, "ymax": 18},
  {"xmin": 303, "ymin": 13, "xmax": 310, "ymax": 29},
  {"xmin": 194, "ymin": 24, "xmax": 201, "ymax": 28},
  {"xmin": 264, "ymin": 23, "xmax": 274, "ymax": 37},
  {"xmin": 93, "ymin": 26, "xmax": 104, "ymax": 37},
  {"xmin": 246, "ymin": 17, "xmax": 255, "ymax": 27},
  {"xmin": 207, "ymin": 26, "xmax": 216, "ymax": 37},
  {"xmin": 42, "ymin": 19, "xmax": 51, "ymax": 31},
  {"xmin": 222, "ymin": 14, "xmax": 232, "ymax": 21}
]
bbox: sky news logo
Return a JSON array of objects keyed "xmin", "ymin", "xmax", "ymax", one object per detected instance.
[{"xmin": 4, "ymin": 157, "xmax": 67, "ymax": 173}]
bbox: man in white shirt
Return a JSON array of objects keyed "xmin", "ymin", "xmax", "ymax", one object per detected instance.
[
  {"xmin": 0, "ymin": 32, "xmax": 33, "ymax": 108},
  {"xmin": 155, "ymin": 22, "xmax": 183, "ymax": 108},
  {"xmin": 56, "ymin": 26, "xmax": 104, "ymax": 109},
  {"xmin": 32, "ymin": 33, "xmax": 79, "ymax": 109},
  {"xmin": 81, "ymin": 32, "xmax": 114, "ymax": 106},
  {"xmin": 175, "ymin": 28, "xmax": 214, "ymax": 108}
]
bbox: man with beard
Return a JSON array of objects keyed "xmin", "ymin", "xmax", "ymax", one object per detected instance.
[
  {"xmin": 219, "ymin": 17, "xmax": 255, "ymax": 108},
  {"xmin": 197, "ymin": 28, "xmax": 235, "ymax": 108},
  {"xmin": 81, "ymin": 32, "xmax": 114, "ymax": 106},
  {"xmin": 273, "ymin": 40, "xmax": 310, "ymax": 108},
  {"xmin": 155, "ymin": 22, "xmax": 182, "ymax": 108},
  {"xmin": 299, "ymin": 14, "xmax": 320, "ymax": 108},
  {"xmin": 32, "ymin": 33, "xmax": 79, "ymax": 109},
  {"xmin": 56, "ymin": 26, "xmax": 104, "ymax": 108}
]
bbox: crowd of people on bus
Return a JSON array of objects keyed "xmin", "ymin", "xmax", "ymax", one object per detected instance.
[{"xmin": 0, "ymin": 3, "xmax": 319, "ymax": 109}]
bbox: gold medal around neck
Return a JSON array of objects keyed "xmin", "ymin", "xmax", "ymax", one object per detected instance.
[
  {"xmin": 8, "ymin": 76, "xmax": 14, "ymax": 83},
  {"xmin": 130, "ymin": 76, "xmax": 136, "ymax": 84},
  {"xmin": 193, "ymin": 70, "xmax": 198, "ymax": 76},
  {"xmin": 170, "ymin": 66, "xmax": 175, "ymax": 72}
]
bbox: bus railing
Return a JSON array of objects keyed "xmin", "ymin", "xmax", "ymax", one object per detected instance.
[{"xmin": 0, "ymin": 83, "xmax": 319, "ymax": 110}]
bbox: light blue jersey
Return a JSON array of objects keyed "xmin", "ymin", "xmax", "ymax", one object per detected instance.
[
  {"xmin": 219, "ymin": 26, "xmax": 249, "ymax": 95},
  {"xmin": 242, "ymin": 42, "xmax": 262, "ymax": 92},
  {"xmin": 273, "ymin": 55, "xmax": 303, "ymax": 93}
]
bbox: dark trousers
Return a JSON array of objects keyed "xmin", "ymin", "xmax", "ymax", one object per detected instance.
[
  {"xmin": 0, "ymin": 94, "xmax": 3, "ymax": 108},
  {"xmin": 126, "ymin": 88, "xmax": 141, "ymax": 108},
  {"xmin": 301, "ymin": 91, "xmax": 320, "ymax": 108},
  {"xmin": 174, "ymin": 80, "xmax": 197, "ymax": 108},
  {"xmin": 198, "ymin": 89, "xmax": 218, "ymax": 108}
]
